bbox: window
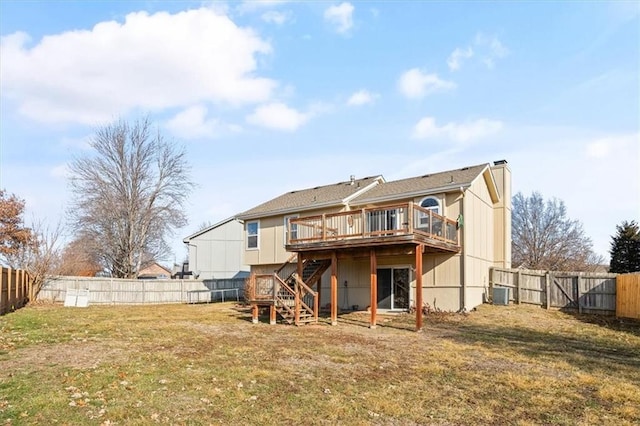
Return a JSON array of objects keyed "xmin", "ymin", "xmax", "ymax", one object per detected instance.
[
  {"xmin": 418, "ymin": 197, "xmax": 442, "ymax": 232},
  {"xmin": 247, "ymin": 221, "xmax": 259, "ymax": 249},
  {"xmin": 284, "ymin": 215, "xmax": 298, "ymax": 244},
  {"xmin": 420, "ymin": 197, "xmax": 440, "ymax": 215}
]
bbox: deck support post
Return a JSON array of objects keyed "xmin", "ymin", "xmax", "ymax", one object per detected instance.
[
  {"xmin": 269, "ymin": 304, "xmax": 276, "ymax": 325},
  {"xmin": 251, "ymin": 304, "xmax": 259, "ymax": 324},
  {"xmin": 297, "ymin": 253, "xmax": 304, "ymax": 281},
  {"xmin": 330, "ymin": 251, "xmax": 338, "ymax": 325},
  {"xmin": 415, "ymin": 244, "xmax": 423, "ymax": 332},
  {"xmin": 370, "ymin": 249, "xmax": 377, "ymax": 329}
]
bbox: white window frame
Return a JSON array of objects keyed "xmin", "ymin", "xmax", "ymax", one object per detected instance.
[
  {"xmin": 419, "ymin": 196, "xmax": 441, "ymax": 215},
  {"xmin": 284, "ymin": 215, "xmax": 299, "ymax": 245},
  {"xmin": 246, "ymin": 220, "xmax": 259, "ymax": 250},
  {"xmin": 418, "ymin": 196, "xmax": 442, "ymax": 227}
]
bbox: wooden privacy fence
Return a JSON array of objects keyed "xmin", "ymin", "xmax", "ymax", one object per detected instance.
[
  {"xmin": 489, "ymin": 267, "xmax": 617, "ymax": 315},
  {"xmin": 1, "ymin": 266, "xmax": 31, "ymax": 315},
  {"xmin": 38, "ymin": 276, "xmax": 246, "ymax": 305},
  {"xmin": 616, "ymin": 274, "xmax": 640, "ymax": 320}
]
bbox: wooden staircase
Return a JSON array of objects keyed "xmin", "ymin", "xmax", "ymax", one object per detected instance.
[{"xmin": 273, "ymin": 257, "xmax": 330, "ymax": 325}]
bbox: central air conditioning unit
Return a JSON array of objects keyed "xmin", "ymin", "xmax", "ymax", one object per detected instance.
[{"xmin": 492, "ymin": 287, "xmax": 510, "ymax": 305}]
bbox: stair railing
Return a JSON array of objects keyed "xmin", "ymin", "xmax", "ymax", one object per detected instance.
[
  {"xmin": 291, "ymin": 273, "xmax": 319, "ymax": 323},
  {"xmin": 273, "ymin": 273, "xmax": 296, "ymax": 320}
]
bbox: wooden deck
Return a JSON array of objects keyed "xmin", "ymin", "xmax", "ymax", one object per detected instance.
[{"xmin": 285, "ymin": 202, "xmax": 460, "ymax": 254}]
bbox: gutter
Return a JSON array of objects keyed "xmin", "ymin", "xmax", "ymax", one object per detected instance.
[{"xmin": 350, "ymin": 182, "xmax": 472, "ymax": 207}]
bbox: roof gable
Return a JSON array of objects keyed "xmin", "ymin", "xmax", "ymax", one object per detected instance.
[
  {"xmin": 237, "ymin": 176, "xmax": 383, "ymax": 219},
  {"xmin": 236, "ymin": 162, "xmax": 501, "ymax": 219},
  {"xmin": 350, "ymin": 163, "xmax": 490, "ymax": 205},
  {"xmin": 183, "ymin": 216, "xmax": 239, "ymax": 242}
]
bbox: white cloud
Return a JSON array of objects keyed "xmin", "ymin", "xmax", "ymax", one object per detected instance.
[
  {"xmin": 0, "ymin": 8, "xmax": 276, "ymax": 125},
  {"xmin": 585, "ymin": 133, "xmax": 638, "ymax": 158},
  {"xmin": 165, "ymin": 105, "xmax": 220, "ymax": 140},
  {"xmin": 397, "ymin": 68, "xmax": 456, "ymax": 99},
  {"xmin": 447, "ymin": 47, "xmax": 474, "ymax": 71},
  {"xmin": 447, "ymin": 33, "xmax": 508, "ymax": 71},
  {"xmin": 246, "ymin": 102, "xmax": 309, "ymax": 131},
  {"xmin": 237, "ymin": 1, "xmax": 289, "ymax": 13},
  {"xmin": 347, "ymin": 89, "xmax": 378, "ymax": 106},
  {"xmin": 261, "ymin": 10, "xmax": 291, "ymax": 25},
  {"xmin": 412, "ymin": 116, "xmax": 503, "ymax": 142},
  {"xmin": 324, "ymin": 2, "xmax": 354, "ymax": 34},
  {"xmin": 474, "ymin": 33, "xmax": 509, "ymax": 69}
]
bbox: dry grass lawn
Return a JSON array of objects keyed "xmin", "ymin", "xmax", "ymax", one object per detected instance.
[{"xmin": 1, "ymin": 302, "xmax": 639, "ymax": 425}]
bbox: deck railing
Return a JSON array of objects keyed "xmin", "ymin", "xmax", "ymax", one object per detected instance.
[{"xmin": 287, "ymin": 202, "xmax": 458, "ymax": 246}]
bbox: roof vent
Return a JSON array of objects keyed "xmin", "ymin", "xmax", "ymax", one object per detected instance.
[
  {"xmin": 350, "ymin": 175, "xmax": 355, "ymax": 185},
  {"xmin": 461, "ymin": 167, "xmax": 469, "ymax": 171},
  {"xmin": 450, "ymin": 175, "xmax": 454, "ymax": 183},
  {"xmin": 421, "ymin": 174, "xmax": 430, "ymax": 178}
]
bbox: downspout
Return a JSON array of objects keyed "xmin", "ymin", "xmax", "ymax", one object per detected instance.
[{"xmin": 459, "ymin": 187, "xmax": 466, "ymax": 312}]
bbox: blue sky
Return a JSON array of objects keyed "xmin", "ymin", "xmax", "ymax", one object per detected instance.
[{"xmin": 1, "ymin": 1, "xmax": 638, "ymax": 264}]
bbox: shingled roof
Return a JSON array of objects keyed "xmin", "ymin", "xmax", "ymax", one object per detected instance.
[
  {"xmin": 351, "ymin": 163, "xmax": 490, "ymax": 205},
  {"xmin": 237, "ymin": 175, "xmax": 383, "ymax": 219},
  {"xmin": 237, "ymin": 163, "xmax": 494, "ymax": 219}
]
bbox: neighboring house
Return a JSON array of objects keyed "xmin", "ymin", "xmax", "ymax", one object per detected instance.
[
  {"xmin": 138, "ymin": 262, "xmax": 172, "ymax": 279},
  {"xmin": 237, "ymin": 161, "xmax": 511, "ymax": 329},
  {"xmin": 182, "ymin": 217, "xmax": 250, "ymax": 280}
]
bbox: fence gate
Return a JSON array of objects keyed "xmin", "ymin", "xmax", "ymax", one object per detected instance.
[{"xmin": 549, "ymin": 275, "xmax": 578, "ymax": 310}]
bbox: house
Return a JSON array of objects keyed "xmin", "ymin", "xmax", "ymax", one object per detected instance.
[
  {"xmin": 237, "ymin": 161, "xmax": 511, "ymax": 330},
  {"xmin": 182, "ymin": 217, "xmax": 250, "ymax": 280},
  {"xmin": 138, "ymin": 262, "xmax": 172, "ymax": 279}
]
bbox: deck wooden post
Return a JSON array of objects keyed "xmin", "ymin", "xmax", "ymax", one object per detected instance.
[
  {"xmin": 297, "ymin": 253, "xmax": 304, "ymax": 280},
  {"xmin": 251, "ymin": 304, "xmax": 259, "ymax": 324},
  {"xmin": 330, "ymin": 252, "xmax": 338, "ymax": 325},
  {"xmin": 317, "ymin": 277, "xmax": 322, "ymax": 312},
  {"xmin": 269, "ymin": 304, "xmax": 276, "ymax": 325},
  {"xmin": 322, "ymin": 214, "xmax": 327, "ymax": 241},
  {"xmin": 415, "ymin": 244, "xmax": 423, "ymax": 332},
  {"xmin": 370, "ymin": 249, "xmax": 377, "ymax": 329},
  {"xmin": 407, "ymin": 202, "xmax": 414, "ymax": 233}
]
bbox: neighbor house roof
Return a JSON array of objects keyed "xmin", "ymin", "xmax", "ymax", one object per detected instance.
[
  {"xmin": 236, "ymin": 176, "xmax": 384, "ymax": 220},
  {"xmin": 351, "ymin": 163, "xmax": 491, "ymax": 205}
]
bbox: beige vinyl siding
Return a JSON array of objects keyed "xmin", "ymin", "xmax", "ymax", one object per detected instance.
[
  {"xmin": 462, "ymin": 175, "xmax": 497, "ymax": 309},
  {"xmin": 315, "ymin": 251, "xmax": 463, "ymax": 312},
  {"xmin": 491, "ymin": 164, "xmax": 512, "ymax": 268},
  {"xmin": 243, "ymin": 206, "xmax": 346, "ymax": 266}
]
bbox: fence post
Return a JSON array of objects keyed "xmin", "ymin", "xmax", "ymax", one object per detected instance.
[
  {"xmin": 1, "ymin": 267, "xmax": 6, "ymax": 314},
  {"xmin": 516, "ymin": 269, "xmax": 522, "ymax": 304},
  {"xmin": 488, "ymin": 267, "xmax": 494, "ymax": 303},
  {"xmin": 8, "ymin": 267, "xmax": 13, "ymax": 311},
  {"xmin": 545, "ymin": 272, "xmax": 552, "ymax": 309},
  {"xmin": 576, "ymin": 274, "xmax": 582, "ymax": 314}
]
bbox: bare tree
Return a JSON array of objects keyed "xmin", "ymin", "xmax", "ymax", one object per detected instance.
[
  {"xmin": 512, "ymin": 191, "xmax": 604, "ymax": 271},
  {"xmin": 68, "ymin": 118, "xmax": 194, "ymax": 278},
  {"xmin": 3, "ymin": 220, "xmax": 62, "ymax": 297}
]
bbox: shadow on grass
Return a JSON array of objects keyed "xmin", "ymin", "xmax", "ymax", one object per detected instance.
[
  {"xmin": 440, "ymin": 321, "xmax": 640, "ymax": 375},
  {"xmin": 559, "ymin": 309, "xmax": 640, "ymax": 338}
]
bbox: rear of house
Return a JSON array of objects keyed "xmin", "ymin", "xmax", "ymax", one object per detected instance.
[{"xmin": 237, "ymin": 161, "xmax": 511, "ymax": 327}]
